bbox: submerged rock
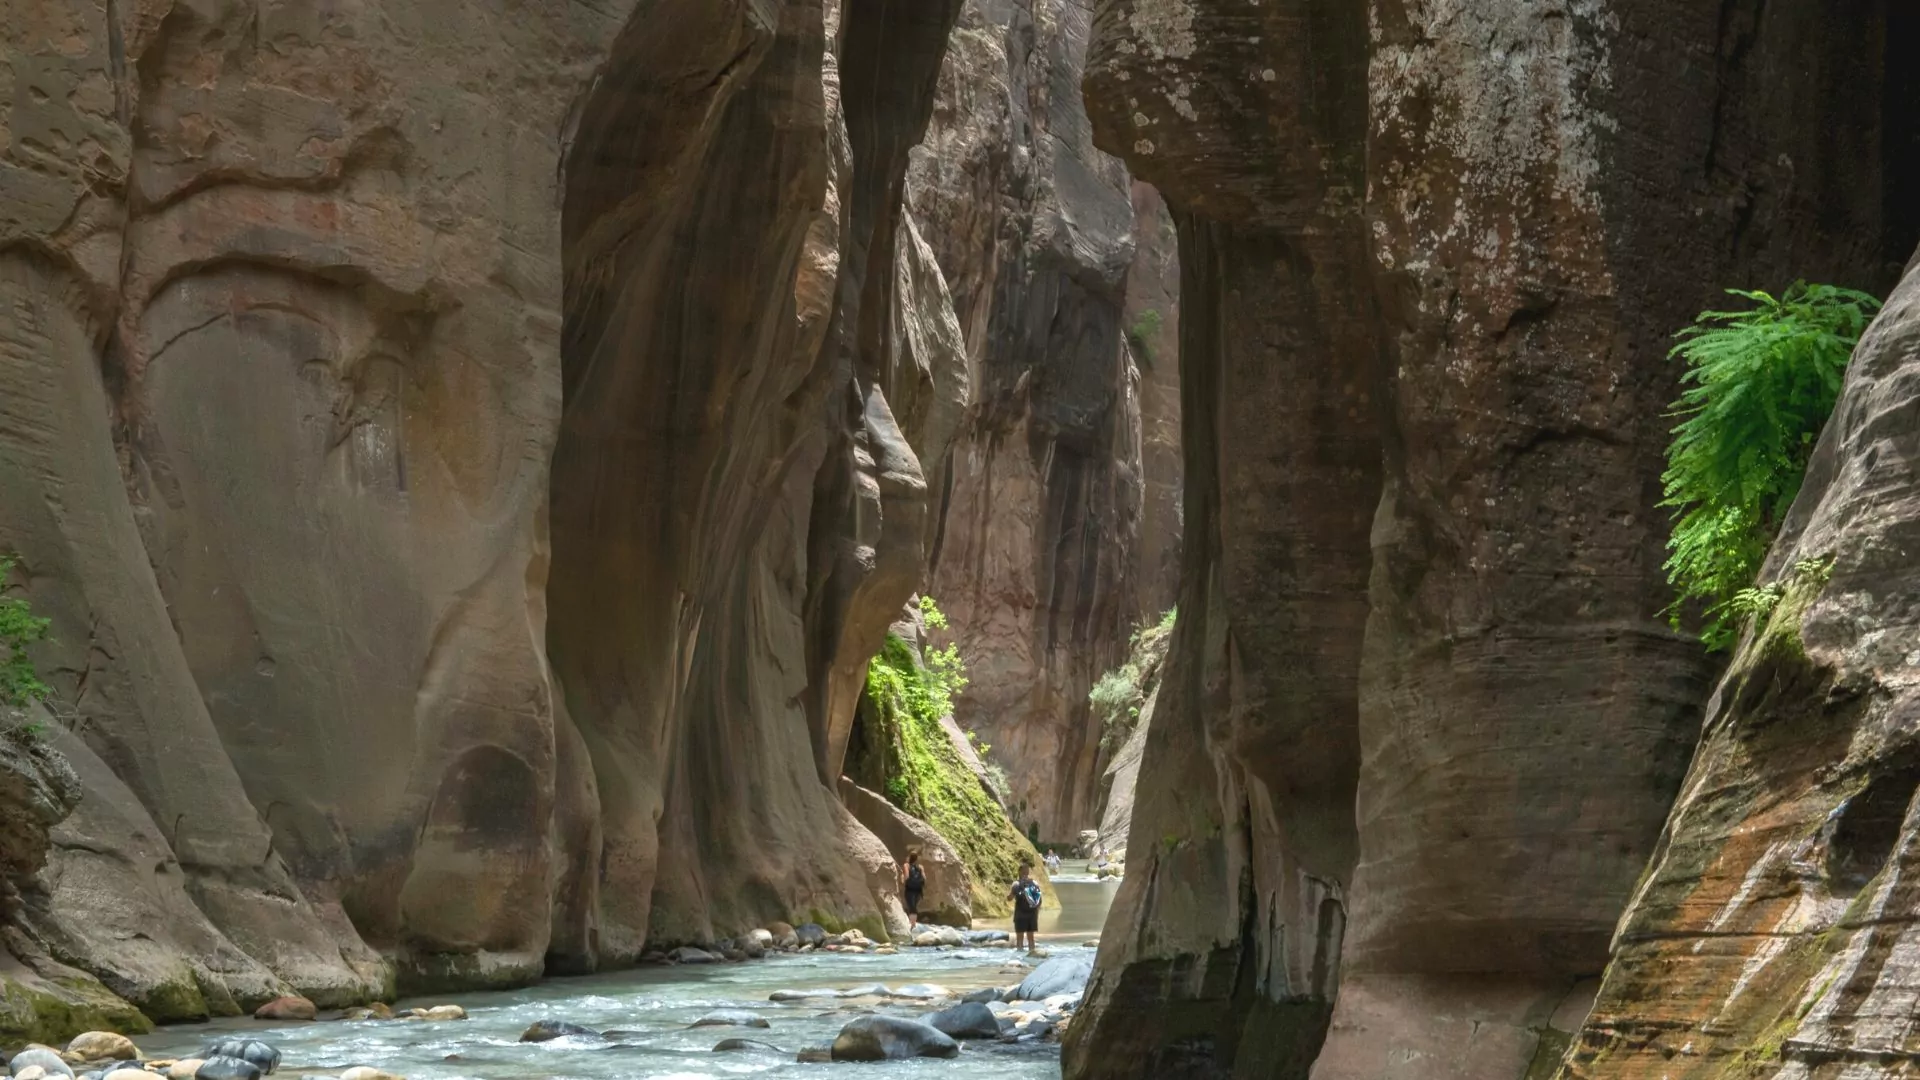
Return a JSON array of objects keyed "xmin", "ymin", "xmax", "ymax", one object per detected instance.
[
  {"xmin": 193, "ymin": 1058, "xmax": 263, "ymax": 1080},
  {"xmin": 829, "ymin": 1016, "xmax": 961, "ymax": 1061},
  {"xmin": 197, "ymin": 1039, "xmax": 279, "ymax": 1075},
  {"xmin": 690, "ymin": 1010, "xmax": 769, "ymax": 1029},
  {"xmin": 923, "ymin": 1001, "xmax": 1002, "ymax": 1039},
  {"xmin": 711, "ymin": 1038, "xmax": 783, "ymax": 1053},
  {"xmin": 518, "ymin": 1019, "xmax": 601, "ymax": 1043},
  {"xmin": 1014, "ymin": 952, "xmax": 1093, "ymax": 1000}
]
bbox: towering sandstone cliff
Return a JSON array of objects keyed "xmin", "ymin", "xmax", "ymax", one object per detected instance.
[
  {"xmin": 906, "ymin": 0, "xmax": 1182, "ymax": 842},
  {"xmin": 1062, "ymin": 1, "xmax": 1917, "ymax": 1078},
  {"xmin": 0, "ymin": 0, "xmax": 975, "ymax": 1030}
]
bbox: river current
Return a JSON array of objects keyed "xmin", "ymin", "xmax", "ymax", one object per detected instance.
[{"xmin": 134, "ymin": 863, "xmax": 1120, "ymax": 1079}]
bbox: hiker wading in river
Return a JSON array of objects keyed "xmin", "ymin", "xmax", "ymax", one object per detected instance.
[
  {"xmin": 901, "ymin": 850, "xmax": 926, "ymax": 928},
  {"xmin": 1009, "ymin": 860, "xmax": 1042, "ymax": 952}
]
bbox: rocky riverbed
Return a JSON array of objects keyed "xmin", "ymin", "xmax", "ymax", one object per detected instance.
[{"xmin": 7, "ymin": 874, "xmax": 1119, "ymax": 1080}]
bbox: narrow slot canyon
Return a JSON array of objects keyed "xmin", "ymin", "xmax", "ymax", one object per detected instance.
[{"xmin": 1, "ymin": 0, "xmax": 1919, "ymax": 1079}]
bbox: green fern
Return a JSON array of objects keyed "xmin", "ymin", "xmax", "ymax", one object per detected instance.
[
  {"xmin": 1662, "ymin": 283, "xmax": 1879, "ymax": 650},
  {"xmin": 0, "ymin": 556, "xmax": 51, "ymax": 707}
]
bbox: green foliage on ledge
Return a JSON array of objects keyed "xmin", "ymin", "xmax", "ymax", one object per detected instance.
[
  {"xmin": 1661, "ymin": 284, "xmax": 1880, "ymax": 649},
  {"xmin": 1090, "ymin": 607, "xmax": 1175, "ymax": 751},
  {"xmin": 1, "ymin": 556, "xmax": 50, "ymax": 708},
  {"xmin": 863, "ymin": 615, "xmax": 1047, "ymax": 918}
]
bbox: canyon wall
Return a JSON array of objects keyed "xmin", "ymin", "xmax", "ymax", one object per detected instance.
[
  {"xmin": 0, "ymin": 0, "xmax": 968, "ymax": 1029},
  {"xmin": 1062, "ymin": 1, "xmax": 1917, "ymax": 1078},
  {"xmin": 1560, "ymin": 244, "xmax": 1920, "ymax": 1078},
  {"xmin": 907, "ymin": 0, "xmax": 1182, "ymax": 842}
]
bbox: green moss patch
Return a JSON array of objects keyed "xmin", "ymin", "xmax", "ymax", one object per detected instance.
[{"xmin": 863, "ymin": 633, "xmax": 1048, "ymax": 918}]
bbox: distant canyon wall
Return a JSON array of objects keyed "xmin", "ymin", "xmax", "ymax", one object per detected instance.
[
  {"xmin": 1062, "ymin": 1, "xmax": 1917, "ymax": 1079},
  {"xmin": 908, "ymin": 0, "xmax": 1182, "ymax": 843},
  {"xmin": 0, "ymin": 0, "xmax": 972, "ymax": 1026}
]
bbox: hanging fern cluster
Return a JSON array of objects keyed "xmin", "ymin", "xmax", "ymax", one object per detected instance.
[{"xmin": 1661, "ymin": 283, "xmax": 1880, "ymax": 650}]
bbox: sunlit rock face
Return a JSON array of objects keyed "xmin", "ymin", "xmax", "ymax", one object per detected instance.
[
  {"xmin": 906, "ymin": 0, "xmax": 1183, "ymax": 844},
  {"xmin": 1, "ymin": 0, "xmax": 968, "ymax": 1011},
  {"xmin": 1062, "ymin": 1, "xmax": 1917, "ymax": 1078}
]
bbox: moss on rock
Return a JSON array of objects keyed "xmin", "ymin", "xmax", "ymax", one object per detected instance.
[
  {"xmin": 0, "ymin": 967, "xmax": 150, "ymax": 1046},
  {"xmin": 863, "ymin": 634, "xmax": 1052, "ymax": 918}
]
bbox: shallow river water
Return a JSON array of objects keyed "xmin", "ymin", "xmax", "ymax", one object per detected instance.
[{"xmin": 135, "ymin": 863, "xmax": 1120, "ymax": 1080}]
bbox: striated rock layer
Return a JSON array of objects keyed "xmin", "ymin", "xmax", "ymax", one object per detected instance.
[
  {"xmin": 908, "ymin": 0, "xmax": 1182, "ymax": 842},
  {"xmin": 0, "ymin": 0, "xmax": 970, "ymax": 1028},
  {"xmin": 1063, "ymin": 1, "xmax": 1917, "ymax": 1078},
  {"xmin": 1561, "ymin": 253, "xmax": 1920, "ymax": 1077}
]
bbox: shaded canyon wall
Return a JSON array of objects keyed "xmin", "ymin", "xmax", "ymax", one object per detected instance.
[
  {"xmin": 0, "ymin": 0, "xmax": 972, "ymax": 1029},
  {"xmin": 1062, "ymin": 1, "xmax": 1918, "ymax": 1078},
  {"xmin": 907, "ymin": 0, "xmax": 1183, "ymax": 843}
]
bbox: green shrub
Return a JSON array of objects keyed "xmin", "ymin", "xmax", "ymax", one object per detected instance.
[
  {"xmin": 1092, "ymin": 608, "xmax": 1176, "ymax": 749},
  {"xmin": 864, "ymin": 626, "xmax": 1039, "ymax": 916},
  {"xmin": 1661, "ymin": 283, "xmax": 1880, "ymax": 649},
  {"xmin": 1127, "ymin": 309, "xmax": 1164, "ymax": 365},
  {"xmin": 0, "ymin": 556, "xmax": 50, "ymax": 707}
]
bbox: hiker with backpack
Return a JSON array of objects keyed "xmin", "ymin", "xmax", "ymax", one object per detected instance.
[
  {"xmin": 901, "ymin": 850, "xmax": 926, "ymax": 928},
  {"xmin": 1009, "ymin": 861, "xmax": 1043, "ymax": 951}
]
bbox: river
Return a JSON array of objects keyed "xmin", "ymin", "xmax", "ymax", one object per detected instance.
[{"xmin": 133, "ymin": 862, "xmax": 1120, "ymax": 1079}]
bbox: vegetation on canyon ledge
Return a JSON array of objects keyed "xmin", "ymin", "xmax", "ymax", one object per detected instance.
[
  {"xmin": 1090, "ymin": 607, "xmax": 1175, "ymax": 751},
  {"xmin": 0, "ymin": 557, "xmax": 50, "ymax": 709},
  {"xmin": 1661, "ymin": 283, "xmax": 1880, "ymax": 649},
  {"xmin": 864, "ymin": 598, "xmax": 1041, "ymax": 917}
]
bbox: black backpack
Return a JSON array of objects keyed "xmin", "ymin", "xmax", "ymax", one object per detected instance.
[{"xmin": 906, "ymin": 863, "xmax": 925, "ymax": 889}]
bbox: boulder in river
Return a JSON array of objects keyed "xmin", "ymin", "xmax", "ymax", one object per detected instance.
[
  {"xmin": 252, "ymin": 995, "xmax": 317, "ymax": 1021},
  {"xmin": 65, "ymin": 1032, "xmax": 139, "ymax": 1062},
  {"xmin": 198, "ymin": 1038, "xmax": 279, "ymax": 1074},
  {"xmin": 193, "ymin": 1057, "xmax": 264, "ymax": 1080},
  {"xmin": 1013, "ymin": 952, "xmax": 1093, "ymax": 1000},
  {"xmin": 829, "ymin": 1016, "xmax": 961, "ymax": 1061},
  {"xmin": 409, "ymin": 1005, "xmax": 466, "ymax": 1021},
  {"xmin": 7, "ymin": 1050, "xmax": 71, "ymax": 1078},
  {"xmin": 669, "ymin": 946, "xmax": 720, "ymax": 964},
  {"xmin": 519, "ymin": 1019, "xmax": 602, "ymax": 1042},
  {"xmin": 962, "ymin": 987, "xmax": 1001, "ymax": 1004},
  {"xmin": 887, "ymin": 984, "xmax": 952, "ymax": 1001},
  {"xmin": 923, "ymin": 1001, "xmax": 1002, "ymax": 1039},
  {"xmin": 711, "ymin": 1038, "xmax": 783, "ymax": 1053},
  {"xmin": 691, "ymin": 1010, "xmax": 770, "ymax": 1029}
]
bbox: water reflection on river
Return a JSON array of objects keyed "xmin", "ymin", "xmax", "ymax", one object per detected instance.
[{"xmin": 136, "ymin": 862, "xmax": 1121, "ymax": 1079}]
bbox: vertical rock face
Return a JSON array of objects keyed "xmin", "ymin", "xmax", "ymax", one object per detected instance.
[
  {"xmin": 1064, "ymin": 1, "xmax": 1917, "ymax": 1078},
  {"xmin": 0, "ymin": 0, "xmax": 968, "ymax": 1024},
  {"xmin": 1560, "ymin": 248, "xmax": 1920, "ymax": 1077},
  {"xmin": 906, "ymin": 0, "xmax": 1182, "ymax": 842}
]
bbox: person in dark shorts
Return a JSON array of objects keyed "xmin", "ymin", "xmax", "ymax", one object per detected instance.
[
  {"xmin": 901, "ymin": 850, "xmax": 926, "ymax": 928},
  {"xmin": 1009, "ymin": 861, "xmax": 1042, "ymax": 951}
]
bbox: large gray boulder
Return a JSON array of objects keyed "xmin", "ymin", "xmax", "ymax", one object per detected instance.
[
  {"xmin": 923, "ymin": 1001, "xmax": 1002, "ymax": 1039},
  {"xmin": 829, "ymin": 1016, "xmax": 961, "ymax": 1061},
  {"xmin": 1014, "ymin": 951, "xmax": 1094, "ymax": 1001}
]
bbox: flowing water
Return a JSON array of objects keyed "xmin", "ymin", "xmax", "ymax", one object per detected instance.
[{"xmin": 135, "ymin": 863, "xmax": 1120, "ymax": 1079}]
